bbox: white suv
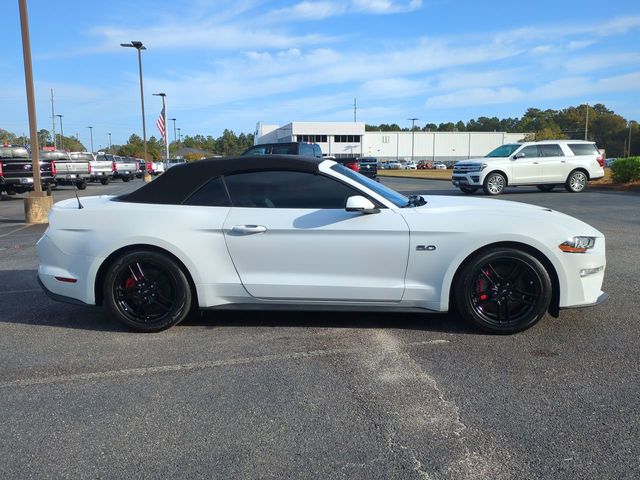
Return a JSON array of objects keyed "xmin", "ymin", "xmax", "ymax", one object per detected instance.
[{"xmin": 452, "ymin": 140, "xmax": 605, "ymax": 195}]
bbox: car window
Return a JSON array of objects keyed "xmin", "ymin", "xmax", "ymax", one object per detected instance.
[
  {"xmin": 485, "ymin": 144, "xmax": 520, "ymax": 157},
  {"xmin": 183, "ymin": 177, "xmax": 230, "ymax": 207},
  {"xmin": 224, "ymin": 170, "xmax": 360, "ymax": 209},
  {"xmin": 313, "ymin": 144, "xmax": 322, "ymax": 158},
  {"xmin": 539, "ymin": 144, "xmax": 564, "ymax": 157},
  {"xmin": 520, "ymin": 146, "xmax": 540, "ymax": 157},
  {"xmin": 568, "ymin": 143, "xmax": 599, "ymax": 156},
  {"xmin": 270, "ymin": 144, "xmax": 298, "ymax": 155},
  {"xmin": 243, "ymin": 146, "xmax": 268, "ymax": 156}
]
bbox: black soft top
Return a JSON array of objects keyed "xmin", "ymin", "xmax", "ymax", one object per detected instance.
[{"xmin": 117, "ymin": 155, "xmax": 323, "ymax": 205}]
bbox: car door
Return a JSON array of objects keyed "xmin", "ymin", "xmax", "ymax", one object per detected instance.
[
  {"xmin": 539, "ymin": 144, "xmax": 567, "ymax": 182},
  {"xmin": 511, "ymin": 145, "xmax": 542, "ymax": 184},
  {"xmin": 222, "ymin": 170, "xmax": 410, "ymax": 301}
]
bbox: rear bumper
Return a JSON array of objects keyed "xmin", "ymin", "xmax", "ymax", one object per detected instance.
[{"xmin": 37, "ymin": 275, "xmax": 90, "ymax": 306}]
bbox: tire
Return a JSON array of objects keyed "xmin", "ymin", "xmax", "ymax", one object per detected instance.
[
  {"xmin": 454, "ymin": 248, "xmax": 552, "ymax": 334},
  {"xmin": 100, "ymin": 177, "xmax": 111, "ymax": 185},
  {"xmin": 536, "ymin": 184, "xmax": 555, "ymax": 192},
  {"xmin": 122, "ymin": 176, "xmax": 130, "ymax": 182},
  {"xmin": 103, "ymin": 250, "xmax": 193, "ymax": 332},
  {"xmin": 76, "ymin": 180, "xmax": 87, "ymax": 190},
  {"xmin": 460, "ymin": 186, "xmax": 479, "ymax": 194},
  {"xmin": 565, "ymin": 170, "xmax": 588, "ymax": 193},
  {"xmin": 483, "ymin": 172, "xmax": 506, "ymax": 195}
]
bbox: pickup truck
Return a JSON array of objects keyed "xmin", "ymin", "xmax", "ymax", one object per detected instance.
[
  {"xmin": 335, "ymin": 156, "xmax": 378, "ymax": 180},
  {"xmin": 0, "ymin": 145, "xmax": 56, "ymax": 195},
  {"xmin": 75, "ymin": 152, "xmax": 112, "ymax": 185},
  {"xmin": 42, "ymin": 150, "xmax": 91, "ymax": 189},
  {"xmin": 103, "ymin": 154, "xmax": 137, "ymax": 182}
]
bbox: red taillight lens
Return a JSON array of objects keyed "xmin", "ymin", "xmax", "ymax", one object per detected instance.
[
  {"xmin": 0, "ymin": 161, "xmax": 3, "ymax": 177},
  {"xmin": 345, "ymin": 161, "xmax": 359, "ymax": 172},
  {"xmin": 87, "ymin": 162, "xmax": 92, "ymax": 174},
  {"xmin": 596, "ymin": 156, "xmax": 604, "ymax": 167},
  {"xmin": 50, "ymin": 161, "xmax": 56, "ymax": 175},
  {"xmin": 147, "ymin": 162, "xmax": 153, "ymax": 171},
  {"xmin": 112, "ymin": 161, "xmax": 117, "ymax": 172}
]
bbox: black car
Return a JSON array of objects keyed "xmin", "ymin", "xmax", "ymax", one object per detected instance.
[
  {"xmin": 242, "ymin": 142, "xmax": 323, "ymax": 158},
  {"xmin": 0, "ymin": 146, "xmax": 56, "ymax": 195},
  {"xmin": 335, "ymin": 156, "xmax": 378, "ymax": 181}
]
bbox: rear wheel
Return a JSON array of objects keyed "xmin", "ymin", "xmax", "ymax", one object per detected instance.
[
  {"xmin": 122, "ymin": 176, "xmax": 130, "ymax": 182},
  {"xmin": 536, "ymin": 184, "xmax": 555, "ymax": 192},
  {"xmin": 104, "ymin": 250, "xmax": 192, "ymax": 332},
  {"xmin": 483, "ymin": 172, "xmax": 506, "ymax": 195},
  {"xmin": 454, "ymin": 248, "xmax": 552, "ymax": 334},
  {"xmin": 565, "ymin": 170, "xmax": 588, "ymax": 193},
  {"xmin": 76, "ymin": 180, "xmax": 87, "ymax": 190},
  {"xmin": 460, "ymin": 186, "xmax": 479, "ymax": 194},
  {"xmin": 100, "ymin": 177, "xmax": 111, "ymax": 185}
]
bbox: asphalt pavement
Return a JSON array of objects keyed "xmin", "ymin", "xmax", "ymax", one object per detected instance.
[{"xmin": 1, "ymin": 178, "xmax": 638, "ymax": 479}]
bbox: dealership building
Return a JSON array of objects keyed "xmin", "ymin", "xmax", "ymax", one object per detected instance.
[{"xmin": 256, "ymin": 122, "xmax": 526, "ymax": 164}]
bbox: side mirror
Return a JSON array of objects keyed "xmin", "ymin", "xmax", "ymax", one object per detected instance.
[
  {"xmin": 513, "ymin": 152, "xmax": 525, "ymax": 159},
  {"xmin": 345, "ymin": 195, "xmax": 379, "ymax": 214}
]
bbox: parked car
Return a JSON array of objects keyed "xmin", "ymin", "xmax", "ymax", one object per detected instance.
[
  {"xmin": 164, "ymin": 158, "xmax": 187, "ymax": 170},
  {"xmin": 434, "ymin": 163, "xmax": 447, "ymax": 170},
  {"xmin": 42, "ymin": 150, "xmax": 91, "ymax": 189},
  {"xmin": 242, "ymin": 142, "xmax": 322, "ymax": 158},
  {"xmin": 387, "ymin": 161, "xmax": 402, "ymax": 169},
  {"xmin": 0, "ymin": 145, "xmax": 55, "ymax": 195},
  {"xmin": 37, "ymin": 155, "xmax": 606, "ymax": 334},
  {"xmin": 152, "ymin": 161, "xmax": 165, "ymax": 175},
  {"xmin": 107, "ymin": 155, "xmax": 137, "ymax": 182},
  {"xmin": 404, "ymin": 162, "xmax": 418, "ymax": 170},
  {"xmin": 605, "ymin": 158, "xmax": 617, "ymax": 168},
  {"xmin": 336, "ymin": 156, "xmax": 378, "ymax": 180},
  {"xmin": 74, "ymin": 152, "xmax": 112, "ymax": 185},
  {"xmin": 451, "ymin": 140, "xmax": 605, "ymax": 195}
]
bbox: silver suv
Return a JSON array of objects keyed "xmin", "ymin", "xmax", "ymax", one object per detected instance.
[{"xmin": 452, "ymin": 140, "xmax": 605, "ymax": 195}]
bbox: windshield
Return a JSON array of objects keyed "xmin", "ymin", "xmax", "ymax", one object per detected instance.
[
  {"xmin": 485, "ymin": 144, "xmax": 520, "ymax": 158},
  {"xmin": 330, "ymin": 163, "xmax": 408, "ymax": 207}
]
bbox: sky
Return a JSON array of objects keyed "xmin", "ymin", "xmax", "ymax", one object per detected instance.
[{"xmin": 1, "ymin": 0, "xmax": 639, "ymax": 148}]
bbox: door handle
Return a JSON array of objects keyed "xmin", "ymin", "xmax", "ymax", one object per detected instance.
[
  {"xmin": 561, "ymin": 160, "xmax": 566, "ymax": 163},
  {"xmin": 231, "ymin": 225, "xmax": 267, "ymax": 235}
]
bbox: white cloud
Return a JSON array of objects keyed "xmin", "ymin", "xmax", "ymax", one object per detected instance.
[{"xmin": 426, "ymin": 87, "xmax": 524, "ymax": 108}]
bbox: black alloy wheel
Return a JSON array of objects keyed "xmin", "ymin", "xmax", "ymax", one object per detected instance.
[
  {"xmin": 536, "ymin": 184, "xmax": 555, "ymax": 192},
  {"xmin": 455, "ymin": 248, "xmax": 552, "ymax": 334},
  {"xmin": 104, "ymin": 250, "xmax": 192, "ymax": 332},
  {"xmin": 460, "ymin": 186, "xmax": 479, "ymax": 194}
]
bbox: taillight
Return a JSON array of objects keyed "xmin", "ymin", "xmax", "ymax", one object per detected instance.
[
  {"xmin": 50, "ymin": 161, "xmax": 56, "ymax": 175},
  {"xmin": 147, "ymin": 162, "xmax": 153, "ymax": 171},
  {"xmin": 596, "ymin": 156, "xmax": 604, "ymax": 168},
  {"xmin": 345, "ymin": 161, "xmax": 359, "ymax": 172},
  {"xmin": 0, "ymin": 162, "xmax": 3, "ymax": 177},
  {"xmin": 112, "ymin": 161, "xmax": 117, "ymax": 172},
  {"xmin": 87, "ymin": 162, "xmax": 92, "ymax": 174}
]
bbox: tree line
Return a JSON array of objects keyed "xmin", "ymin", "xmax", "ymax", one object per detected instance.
[
  {"xmin": 365, "ymin": 104, "xmax": 638, "ymax": 157},
  {"xmin": 2, "ymin": 103, "xmax": 637, "ymax": 159}
]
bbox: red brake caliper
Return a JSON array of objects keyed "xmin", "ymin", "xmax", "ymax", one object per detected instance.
[{"xmin": 125, "ymin": 277, "xmax": 136, "ymax": 289}]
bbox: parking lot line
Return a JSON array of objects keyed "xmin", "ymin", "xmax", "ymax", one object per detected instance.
[
  {"xmin": 0, "ymin": 224, "xmax": 33, "ymax": 238},
  {"xmin": 0, "ymin": 339, "xmax": 450, "ymax": 389}
]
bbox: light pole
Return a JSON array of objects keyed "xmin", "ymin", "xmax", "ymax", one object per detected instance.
[
  {"xmin": 108, "ymin": 132, "xmax": 112, "ymax": 152},
  {"xmin": 629, "ymin": 121, "xmax": 634, "ymax": 157},
  {"xmin": 121, "ymin": 40, "xmax": 151, "ymax": 181},
  {"xmin": 408, "ymin": 117, "xmax": 419, "ymax": 163},
  {"xmin": 169, "ymin": 117, "xmax": 176, "ymax": 157},
  {"xmin": 56, "ymin": 114, "xmax": 64, "ymax": 150},
  {"xmin": 152, "ymin": 92, "xmax": 169, "ymax": 160},
  {"xmin": 584, "ymin": 104, "xmax": 589, "ymax": 140},
  {"xmin": 87, "ymin": 126, "xmax": 94, "ymax": 153},
  {"xmin": 19, "ymin": 0, "xmax": 51, "ymax": 223}
]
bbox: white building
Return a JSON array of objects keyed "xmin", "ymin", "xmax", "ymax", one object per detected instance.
[{"xmin": 256, "ymin": 121, "xmax": 527, "ymax": 164}]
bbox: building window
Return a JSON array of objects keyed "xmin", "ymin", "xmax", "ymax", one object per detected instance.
[
  {"xmin": 297, "ymin": 135, "xmax": 327, "ymax": 143},
  {"xmin": 382, "ymin": 135, "xmax": 390, "ymax": 144},
  {"xmin": 334, "ymin": 135, "xmax": 361, "ymax": 143}
]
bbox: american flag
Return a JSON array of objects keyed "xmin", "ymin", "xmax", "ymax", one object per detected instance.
[{"xmin": 156, "ymin": 106, "xmax": 166, "ymax": 145}]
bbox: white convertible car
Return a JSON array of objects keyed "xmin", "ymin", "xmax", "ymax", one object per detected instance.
[{"xmin": 37, "ymin": 156, "xmax": 607, "ymax": 333}]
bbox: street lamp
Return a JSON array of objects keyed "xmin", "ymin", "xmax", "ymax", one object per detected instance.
[
  {"xmin": 169, "ymin": 117, "xmax": 176, "ymax": 157},
  {"xmin": 55, "ymin": 114, "xmax": 64, "ymax": 150},
  {"xmin": 152, "ymin": 92, "xmax": 169, "ymax": 160},
  {"xmin": 108, "ymin": 132, "xmax": 112, "ymax": 152},
  {"xmin": 408, "ymin": 117, "xmax": 419, "ymax": 163},
  {"xmin": 87, "ymin": 126, "xmax": 94, "ymax": 153},
  {"xmin": 121, "ymin": 40, "xmax": 151, "ymax": 181}
]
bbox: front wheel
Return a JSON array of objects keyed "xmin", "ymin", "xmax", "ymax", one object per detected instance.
[
  {"xmin": 100, "ymin": 177, "xmax": 111, "ymax": 185},
  {"xmin": 483, "ymin": 172, "xmax": 506, "ymax": 195},
  {"xmin": 460, "ymin": 186, "xmax": 479, "ymax": 194},
  {"xmin": 536, "ymin": 184, "xmax": 555, "ymax": 192},
  {"xmin": 565, "ymin": 170, "xmax": 588, "ymax": 193},
  {"xmin": 104, "ymin": 250, "xmax": 193, "ymax": 332},
  {"xmin": 454, "ymin": 248, "xmax": 552, "ymax": 334},
  {"xmin": 122, "ymin": 176, "xmax": 130, "ymax": 182}
]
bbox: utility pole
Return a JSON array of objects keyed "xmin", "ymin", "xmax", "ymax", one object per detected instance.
[
  {"xmin": 50, "ymin": 88, "xmax": 56, "ymax": 149},
  {"xmin": 353, "ymin": 98, "xmax": 357, "ymax": 122},
  {"xmin": 56, "ymin": 114, "xmax": 64, "ymax": 150},
  {"xmin": 584, "ymin": 104, "xmax": 589, "ymax": 140},
  {"xmin": 629, "ymin": 121, "xmax": 634, "ymax": 157},
  {"xmin": 408, "ymin": 117, "xmax": 419, "ymax": 163},
  {"xmin": 169, "ymin": 118, "xmax": 176, "ymax": 157},
  {"xmin": 87, "ymin": 126, "xmax": 94, "ymax": 153}
]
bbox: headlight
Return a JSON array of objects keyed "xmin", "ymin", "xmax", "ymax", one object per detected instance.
[
  {"xmin": 559, "ymin": 236, "xmax": 596, "ymax": 253},
  {"xmin": 466, "ymin": 163, "xmax": 487, "ymax": 172}
]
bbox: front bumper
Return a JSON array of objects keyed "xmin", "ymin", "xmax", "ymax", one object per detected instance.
[{"xmin": 451, "ymin": 173, "xmax": 482, "ymax": 187}]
